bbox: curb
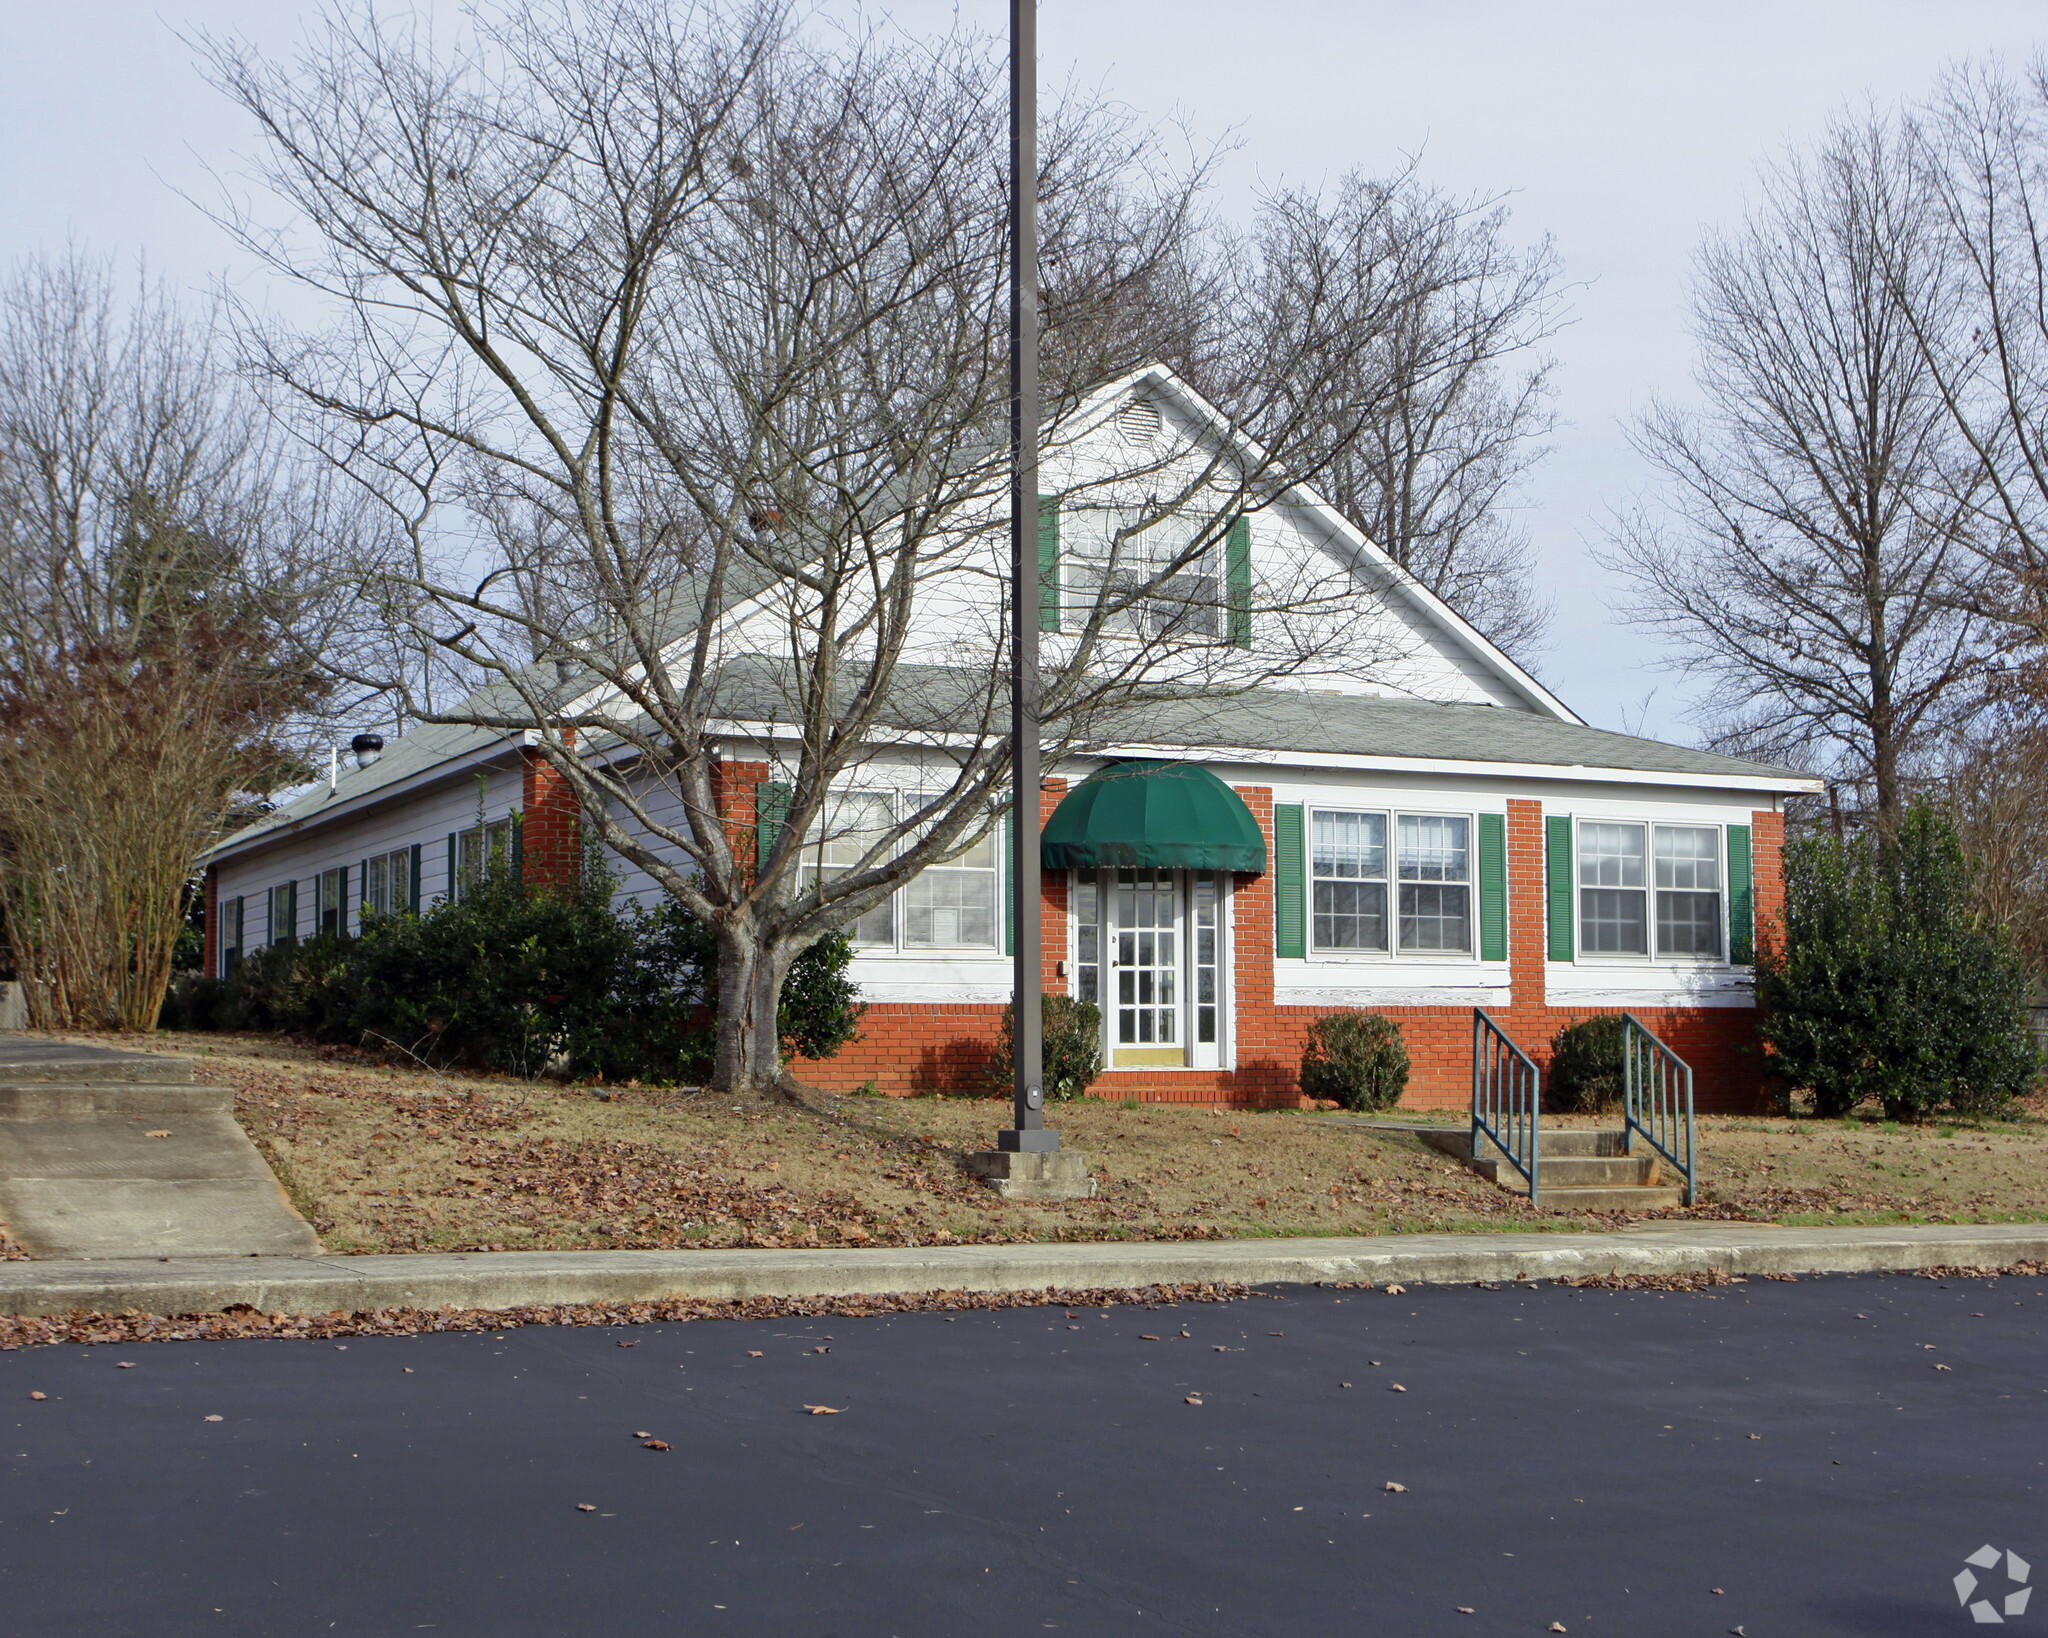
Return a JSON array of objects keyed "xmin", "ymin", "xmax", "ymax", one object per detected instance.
[{"xmin": 2, "ymin": 1222, "xmax": 2046, "ymax": 1318}]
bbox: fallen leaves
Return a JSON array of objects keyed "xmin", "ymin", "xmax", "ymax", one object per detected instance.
[
  {"xmin": 144, "ymin": 1130, "xmax": 171, "ymax": 1139},
  {"xmin": 1550, "ymin": 1625, "xmax": 1569, "ymax": 1633},
  {"xmin": 1934, "ymin": 1363, "xmax": 1953, "ymax": 1371},
  {"xmin": 746, "ymin": 1350, "xmax": 763, "ymax": 1358},
  {"xmin": 1139, "ymin": 1334, "xmax": 1161, "ymax": 1341},
  {"xmin": 1384, "ymin": 1285, "xmax": 1407, "ymax": 1296},
  {"xmin": 575, "ymin": 1503, "xmax": 596, "ymax": 1513},
  {"xmin": 0, "ymin": 1279, "xmax": 1257, "ymax": 1351},
  {"xmin": 1384, "ymin": 1481, "xmax": 1407, "ymax": 1493},
  {"xmin": 803, "ymin": 1405, "xmax": 844, "ymax": 1416},
  {"xmin": 642, "ymin": 1439, "xmax": 670, "ymax": 1451},
  {"xmin": 28, "ymin": 1390, "xmax": 45, "ymax": 1400},
  {"xmin": 1184, "ymin": 1394, "xmax": 1203, "ymax": 1406},
  {"xmin": 1388, "ymin": 1383, "xmax": 1407, "ymax": 1393},
  {"xmin": 203, "ymin": 1414, "xmax": 223, "ymax": 1422}
]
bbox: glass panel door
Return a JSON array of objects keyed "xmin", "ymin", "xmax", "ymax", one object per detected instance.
[
  {"xmin": 1113, "ymin": 868, "xmax": 1181, "ymax": 1066},
  {"xmin": 1074, "ymin": 867, "xmax": 1230, "ymax": 1071}
]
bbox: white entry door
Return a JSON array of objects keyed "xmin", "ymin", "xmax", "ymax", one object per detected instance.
[{"xmin": 1074, "ymin": 869, "xmax": 1227, "ymax": 1070}]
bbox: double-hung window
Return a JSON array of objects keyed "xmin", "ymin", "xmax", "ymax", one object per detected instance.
[
  {"xmin": 801, "ymin": 791, "xmax": 1001, "ymax": 952},
  {"xmin": 803, "ymin": 792, "xmax": 897, "ymax": 947},
  {"xmin": 1065, "ymin": 508, "xmax": 1220, "ymax": 639},
  {"xmin": 364, "ymin": 848, "xmax": 413, "ymax": 917},
  {"xmin": 267, "ymin": 881, "xmax": 297, "ymax": 948},
  {"xmin": 1310, "ymin": 809, "xmax": 1471, "ymax": 955},
  {"xmin": 219, "ymin": 896, "xmax": 244, "ymax": 977},
  {"xmin": 317, "ymin": 867, "xmax": 346, "ymax": 936},
  {"xmin": 1577, "ymin": 821, "xmax": 1723, "ymax": 959},
  {"xmin": 456, "ymin": 818, "xmax": 515, "ymax": 902}
]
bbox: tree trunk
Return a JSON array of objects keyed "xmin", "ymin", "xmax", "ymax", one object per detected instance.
[{"xmin": 710, "ymin": 916, "xmax": 798, "ymax": 1096}]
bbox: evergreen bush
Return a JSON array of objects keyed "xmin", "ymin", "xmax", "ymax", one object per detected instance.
[
  {"xmin": 1548, "ymin": 1014, "xmax": 1627, "ymax": 1114},
  {"xmin": 164, "ymin": 834, "xmax": 865, "ymax": 1083},
  {"xmin": 1298, "ymin": 1011, "xmax": 1409, "ymax": 1111},
  {"xmin": 1757, "ymin": 801, "xmax": 2038, "ymax": 1121},
  {"xmin": 989, "ymin": 994, "xmax": 1105, "ymax": 1101}
]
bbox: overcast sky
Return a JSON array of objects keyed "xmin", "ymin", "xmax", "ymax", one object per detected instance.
[{"xmin": 3, "ymin": 1, "xmax": 2044, "ymax": 738}]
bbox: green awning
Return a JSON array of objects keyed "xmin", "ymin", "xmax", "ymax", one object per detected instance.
[{"xmin": 1040, "ymin": 761, "xmax": 1267, "ymax": 873}]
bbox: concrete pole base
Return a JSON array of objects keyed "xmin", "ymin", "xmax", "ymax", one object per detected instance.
[{"xmin": 960, "ymin": 1148, "xmax": 1098, "ymax": 1202}]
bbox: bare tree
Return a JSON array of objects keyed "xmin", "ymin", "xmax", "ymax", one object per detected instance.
[
  {"xmin": 1943, "ymin": 710, "xmax": 2048, "ymax": 988},
  {"xmin": 1603, "ymin": 112, "xmax": 1992, "ymax": 829},
  {"xmin": 1205, "ymin": 173, "xmax": 1562, "ymax": 658},
  {"xmin": 1903, "ymin": 58, "xmax": 2048, "ymax": 684},
  {"xmin": 0, "ymin": 253, "xmax": 342, "ymax": 1029},
  {"xmin": 197, "ymin": 1, "xmax": 1479, "ymax": 1093}
]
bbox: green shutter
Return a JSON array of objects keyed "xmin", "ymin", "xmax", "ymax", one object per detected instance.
[
  {"xmin": 409, "ymin": 844, "xmax": 422, "ymax": 914},
  {"xmin": 1478, "ymin": 812, "xmax": 1507, "ymax": 962},
  {"xmin": 1226, "ymin": 515, "xmax": 1252, "ymax": 648},
  {"xmin": 755, "ymin": 782, "xmax": 790, "ymax": 880},
  {"xmin": 446, "ymin": 833, "xmax": 457, "ymax": 905},
  {"xmin": 356, "ymin": 859, "xmax": 367, "ymax": 932},
  {"xmin": 1545, "ymin": 814, "xmax": 1574, "ymax": 963},
  {"xmin": 285, "ymin": 880, "xmax": 298, "ymax": 946},
  {"xmin": 1038, "ymin": 496, "xmax": 1060, "ymax": 632},
  {"xmin": 1727, "ymin": 823, "xmax": 1754, "ymax": 964},
  {"xmin": 1274, "ymin": 802, "xmax": 1306, "ymax": 959},
  {"xmin": 512, "ymin": 814, "xmax": 525, "ymax": 884},
  {"xmin": 1003, "ymin": 813, "xmax": 1016, "ymax": 956}
]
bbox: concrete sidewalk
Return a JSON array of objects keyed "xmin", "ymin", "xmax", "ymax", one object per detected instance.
[{"xmin": 1, "ymin": 1220, "xmax": 2044, "ymax": 1319}]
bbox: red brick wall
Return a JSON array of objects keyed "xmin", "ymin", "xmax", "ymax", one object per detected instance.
[
  {"xmin": 773, "ymin": 777, "xmax": 1786, "ymax": 1116},
  {"xmin": 519, "ymin": 736, "xmax": 582, "ymax": 890},
  {"xmin": 202, "ymin": 863, "xmax": 219, "ymax": 979}
]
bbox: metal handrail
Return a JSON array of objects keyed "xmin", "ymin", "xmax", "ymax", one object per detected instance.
[
  {"xmin": 1621, "ymin": 1013, "xmax": 1695, "ymax": 1205},
  {"xmin": 1472, "ymin": 1008, "xmax": 1542, "ymax": 1208}
]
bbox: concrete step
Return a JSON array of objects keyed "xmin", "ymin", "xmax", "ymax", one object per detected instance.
[
  {"xmin": 0, "ymin": 1044, "xmax": 193, "ymax": 1084},
  {"xmin": 0, "ymin": 1082, "xmax": 231, "ymax": 1119},
  {"xmin": 1421, "ymin": 1127, "xmax": 1634, "ymax": 1163},
  {"xmin": 1474, "ymin": 1154, "xmax": 1660, "ymax": 1189},
  {"xmin": 1520, "ymin": 1184, "xmax": 1686, "ymax": 1212}
]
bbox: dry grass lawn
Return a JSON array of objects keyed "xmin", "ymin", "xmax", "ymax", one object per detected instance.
[{"xmin": 19, "ymin": 1032, "xmax": 2048, "ymax": 1253}]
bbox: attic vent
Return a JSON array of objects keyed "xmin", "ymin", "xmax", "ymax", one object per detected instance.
[{"xmin": 1117, "ymin": 396, "xmax": 1161, "ymax": 447}]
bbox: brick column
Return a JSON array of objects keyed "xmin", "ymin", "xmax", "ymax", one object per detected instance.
[
  {"xmin": 1750, "ymin": 808, "xmax": 1786, "ymax": 953},
  {"xmin": 202, "ymin": 863, "xmax": 219, "ymax": 979},
  {"xmin": 519, "ymin": 732, "xmax": 583, "ymax": 891},
  {"xmin": 1230, "ymin": 786, "xmax": 1279, "ymax": 1097},
  {"xmin": 1505, "ymin": 797, "xmax": 1548, "ymax": 1031},
  {"xmin": 1038, "ymin": 778, "xmax": 1068, "ymax": 993},
  {"xmin": 712, "ymin": 759, "xmax": 774, "ymax": 880}
]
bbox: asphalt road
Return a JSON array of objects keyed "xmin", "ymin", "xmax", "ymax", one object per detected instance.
[{"xmin": 2, "ymin": 1272, "xmax": 2043, "ymax": 1637}]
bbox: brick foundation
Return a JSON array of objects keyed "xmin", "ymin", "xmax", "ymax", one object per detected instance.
[{"xmin": 773, "ymin": 782, "xmax": 1783, "ymax": 1115}]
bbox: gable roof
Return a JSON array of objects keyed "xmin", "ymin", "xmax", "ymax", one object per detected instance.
[{"xmin": 1079, "ymin": 364, "xmax": 1583, "ymax": 725}]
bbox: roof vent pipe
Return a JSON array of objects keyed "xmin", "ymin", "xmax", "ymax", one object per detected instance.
[{"xmin": 351, "ymin": 732, "xmax": 386, "ymax": 770}]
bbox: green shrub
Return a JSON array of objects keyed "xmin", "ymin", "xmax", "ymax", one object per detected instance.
[
  {"xmin": 988, "ymin": 994, "xmax": 1105, "ymax": 1101},
  {"xmin": 1298, "ymin": 1011, "xmax": 1409, "ymax": 1111},
  {"xmin": 1548, "ymin": 1014, "xmax": 1626, "ymax": 1114},
  {"xmin": 171, "ymin": 838, "xmax": 865, "ymax": 1084},
  {"xmin": 1757, "ymin": 800, "xmax": 2039, "ymax": 1121}
]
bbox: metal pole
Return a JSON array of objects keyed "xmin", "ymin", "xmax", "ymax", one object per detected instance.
[{"xmin": 1003, "ymin": 0, "xmax": 1054, "ymax": 1153}]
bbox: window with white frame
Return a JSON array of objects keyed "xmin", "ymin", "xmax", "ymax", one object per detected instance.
[
  {"xmin": 267, "ymin": 881, "xmax": 296, "ymax": 947},
  {"xmin": 456, "ymin": 818, "xmax": 515, "ymax": 902},
  {"xmin": 1311, "ymin": 809, "xmax": 1471, "ymax": 955},
  {"xmin": 802, "ymin": 791, "xmax": 1000, "ymax": 952},
  {"xmin": 364, "ymin": 848, "xmax": 413, "ymax": 916},
  {"xmin": 318, "ymin": 867, "xmax": 346, "ymax": 935},
  {"xmin": 219, "ymin": 895, "xmax": 244, "ymax": 977},
  {"xmin": 1064, "ymin": 508, "xmax": 1220, "ymax": 639},
  {"xmin": 1577, "ymin": 821, "xmax": 1723, "ymax": 959}
]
